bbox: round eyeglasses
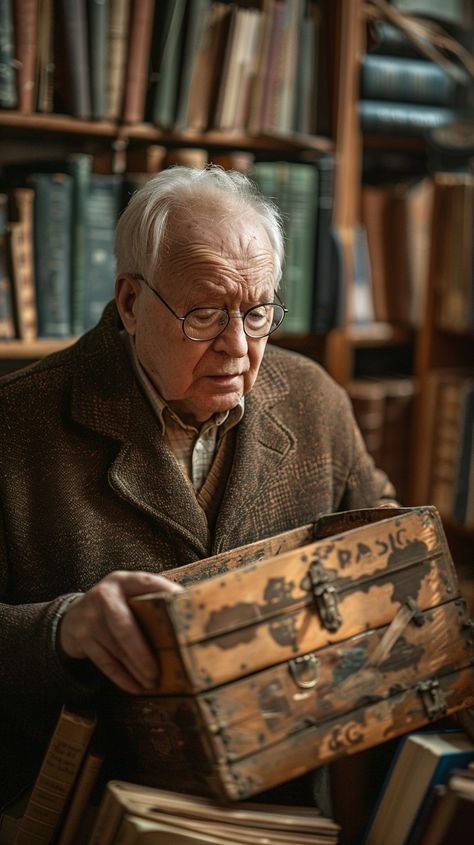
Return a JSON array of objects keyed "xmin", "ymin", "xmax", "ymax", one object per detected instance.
[{"xmin": 133, "ymin": 275, "xmax": 288, "ymax": 342}]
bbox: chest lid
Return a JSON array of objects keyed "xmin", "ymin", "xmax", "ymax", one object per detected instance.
[{"xmin": 131, "ymin": 507, "xmax": 456, "ymax": 663}]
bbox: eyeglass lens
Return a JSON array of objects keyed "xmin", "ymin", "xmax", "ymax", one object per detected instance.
[{"xmin": 183, "ymin": 304, "xmax": 285, "ymax": 340}]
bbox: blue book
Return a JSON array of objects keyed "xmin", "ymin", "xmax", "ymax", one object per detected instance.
[
  {"xmin": 363, "ymin": 730, "xmax": 474, "ymax": 845},
  {"xmin": 83, "ymin": 174, "xmax": 123, "ymax": 331},
  {"xmin": 32, "ymin": 173, "xmax": 73, "ymax": 338}
]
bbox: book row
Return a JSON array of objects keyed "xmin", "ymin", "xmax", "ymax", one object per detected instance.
[
  {"xmin": 0, "ymin": 0, "xmax": 328, "ymax": 137},
  {"xmin": 0, "ymin": 151, "xmax": 342, "ymax": 340},
  {"xmin": 358, "ymin": 17, "xmax": 473, "ymax": 136}
]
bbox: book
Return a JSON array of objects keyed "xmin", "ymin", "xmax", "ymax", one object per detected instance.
[
  {"xmin": 312, "ymin": 154, "xmax": 342, "ymax": 333},
  {"xmin": 7, "ymin": 186, "xmax": 37, "ymax": 340},
  {"xmin": 358, "ymin": 101, "xmax": 458, "ymax": 136},
  {"xmin": 36, "ymin": 0, "xmax": 54, "ymax": 112},
  {"xmin": 431, "ymin": 172, "xmax": 474, "ymax": 334},
  {"xmin": 83, "ymin": 173, "xmax": 123, "ymax": 331},
  {"xmin": 150, "ymin": 0, "xmax": 186, "ymax": 129},
  {"xmin": 88, "ymin": 0, "xmax": 109, "ymax": 120},
  {"xmin": 452, "ymin": 382, "xmax": 474, "ymax": 527},
  {"xmin": 13, "ymin": 705, "xmax": 97, "ymax": 845},
  {"xmin": 181, "ymin": 1, "xmax": 233, "ymax": 133},
  {"xmin": 56, "ymin": 0, "xmax": 92, "ymax": 119},
  {"xmin": 252, "ymin": 160, "xmax": 318, "ymax": 336},
  {"xmin": 56, "ymin": 747, "xmax": 104, "ymax": 845},
  {"xmin": 13, "ymin": 0, "xmax": 38, "ymax": 114},
  {"xmin": 106, "ymin": 0, "xmax": 131, "ymax": 120},
  {"xmin": 361, "ymin": 177, "xmax": 434, "ymax": 327},
  {"xmin": 0, "ymin": 194, "xmax": 15, "ymax": 339},
  {"xmin": 89, "ymin": 780, "xmax": 340, "ymax": 845},
  {"xmin": 429, "ymin": 373, "xmax": 474, "ymax": 518},
  {"xmin": 173, "ymin": 0, "xmax": 212, "ymax": 132},
  {"xmin": 293, "ymin": 0, "xmax": 320, "ymax": 134},
  {"xmin": 121, "ymin": 0, "xmax": 156, "ymax": 124},
  {"xmin": 367, "ymin": 20, "xmax": 428, "ymax": 58},
  {"xmin": 31, "ymin": 171, "xmax": 73, "ymax": 338},
  {"xmin": 212, "ymin": 6, "xmax": 257, "ymax": 132},
  {"xmin": 363, "ymin": 731, "xmax": 474, "ymax": 845},
  {"xmin": 391, "ymin": 0, "xmax": 473, "ymax": 30},
  {"xmin": 360, "ymin": 55, "xmax": 463, "ymax": 107},
  {"xmin": 0, "ymin": 0, "xmax": 18, "ymax": 108},
  {"xmin": 347, "ymin": 379, "xmax": 387, "ymax": 467}
]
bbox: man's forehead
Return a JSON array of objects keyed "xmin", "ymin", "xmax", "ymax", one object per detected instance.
[{"xmin": 165, "ymin": 195, "xmax": 270, "ymax": 251}]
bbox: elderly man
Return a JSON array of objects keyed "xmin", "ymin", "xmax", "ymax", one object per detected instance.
[{"xmin": 0, "ymin": 165, "xmax": 395, "ymax": 812}]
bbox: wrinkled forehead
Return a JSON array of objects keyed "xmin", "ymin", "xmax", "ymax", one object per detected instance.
[{"xmin": 160, "ymin": 193, "xmax": 274, "ymax": 264}]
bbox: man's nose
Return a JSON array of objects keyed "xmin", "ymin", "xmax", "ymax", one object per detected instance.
[{"xmin": 212, "ymin": 315, "xmax": 249, "ymax": 356}]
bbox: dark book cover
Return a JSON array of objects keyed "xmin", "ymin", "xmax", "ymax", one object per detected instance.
[
  {"xmin": 31, "ymin": 172, "xmax": 73, "ymax": 338},
  {"xmin": 0, "ymin": 0, "xmax": 17, "ymax": 107},
  {"xmin": 83, "ymin": 174, "xmax": 122, "ymax": 331}
]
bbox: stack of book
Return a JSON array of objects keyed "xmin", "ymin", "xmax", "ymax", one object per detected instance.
[
  {"xmin": 359, "ymin": 3, "xmax": 472, "ymax": 136},
  {"xmin": 362, "ymin": 730, "xmax": 474, "ymax": 845},
  {"xmin": 2, "ymin": 705, "xmax": 340, "ymax": 845},
  {"xmin": 88, "ymin": 780, "xmax": 341, "ymax": 845}
]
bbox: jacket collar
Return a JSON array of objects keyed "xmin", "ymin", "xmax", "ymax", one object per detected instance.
[{"xmin": 69, "ymin": 302, "xmax": 294, "ymax": 554}]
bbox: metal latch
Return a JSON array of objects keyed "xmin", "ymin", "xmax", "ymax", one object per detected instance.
[
  {"xmin": 416, "ymin": 679, "xmax": 448, "ymax": 720},
  {"xmin": 289, "ymin": 652, "xmax": 320, "ymax": 689},
  {"xmin": 301, "ymin": 563, "xmax": 342, "ymax": 632}
]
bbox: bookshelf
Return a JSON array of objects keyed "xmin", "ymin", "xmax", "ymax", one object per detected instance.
[{"xmin": 0, "ymin": 1, "xmax": 473, "ymax": 843}]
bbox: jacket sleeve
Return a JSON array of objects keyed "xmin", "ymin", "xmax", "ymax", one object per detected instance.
[{"xmin": 0, "ymin": 506, "xmax": 100, "ymax": 741}]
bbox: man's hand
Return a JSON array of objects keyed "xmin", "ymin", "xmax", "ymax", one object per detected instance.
[{"xmin": 57, "ymin": 571, "xmax": 183, "ymax": 694}]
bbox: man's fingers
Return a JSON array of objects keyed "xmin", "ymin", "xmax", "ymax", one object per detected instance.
[
  {"xmin": 114, "ymin": 571, "xmax": 183, "ymax": 596},
  {"xmin": 101, "ymin": 596, "xmax": 160, "ymax": 688},
  {"xmin": 85, "ymin": 638, "xmax": 145, "ymax": 694}
]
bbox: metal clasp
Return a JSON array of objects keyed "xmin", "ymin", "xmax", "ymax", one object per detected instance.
[
  {"xmin": 288, "ymin": 653, "xmax": 320, "ymax": 689},
  {"xmin": 416, "ymin": 679, "xmax": 448, "ymax": 720},
  {"xmin": 301, "ymin": 563, "xmax": 342, "ymax": 632}
]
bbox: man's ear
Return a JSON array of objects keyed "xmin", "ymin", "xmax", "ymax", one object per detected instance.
[{"xmin": 115, "ymin": 274, "xmax": 141, "ymax": 335}]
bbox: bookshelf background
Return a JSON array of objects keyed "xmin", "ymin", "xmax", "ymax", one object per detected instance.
[{"xmin": 0, "ymin": 1, "xmax": 473, "ymax": 843}]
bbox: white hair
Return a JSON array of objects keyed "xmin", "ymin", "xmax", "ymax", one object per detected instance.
[{"xmin": 115, "ymin": 164, "xmax": 284, "ymax": 288}]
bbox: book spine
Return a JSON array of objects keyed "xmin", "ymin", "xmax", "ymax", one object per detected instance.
[
  {"xmin": 36, "ymin": 0, "xmax": 54, "ymax": 112},
  {"xmin": 0, "ymin": 0, "xmax": 18, "ymax": 107},
  {"xmin": 106, "ymin": 0, "xmax": 131, "ymax": 119},
  {"xmin": 8, "ymin": 187, "xmax": 37, "ymax": 340},
  {"xmin": 13, "ymin": 707, "xmax": 97, "ymax": 845},
  {"xmin": 360, "ymin": 55, "xmax": 460, "ymax": 106},
  {"xmin": 453, "ymin": 383, "xmax": 474, "ymax": 526},
  {"xmin": 56, "ymin": 749, "xmax": 104, "ymax": 845},
  {"xmin": 367, "ymin": 20, "xmax": 425, "ymax": 58},
  {"xmin": 67, "ymin": 154, "xmax": 93, "ymax": 337},
  {"xmin": 32, "ymin": 173, "xmax": 73, "ymax": 338},
  {"xmin": 83, "ymin": 175, "xmax": 122, "ymax": 330},
  {"xmin": 58, "ymin": 0, "xmax": 92, "ymax": 118},
  {"xmin": 150, "ymin": 0, "xmax": 187, "ymax": 128},
  {"xmin": 358, "ymin": 100, "xmax": 458, "ymax": 136},
  {"xmin": 13, "ymin": 0, "xmax": 38, "ymax": 114},
  {"xmin": 88, "ymin": 0, "xmax": 109, "ymax": 120},
  {"xmin": 312, "ymin": 154, "xmax": 339, "ymax": 332},
  {"xmin": 0, "ymin": 194, "xmax": 15, "ymax": 338},
  {"xmin": 122, "ymin": 0, "xmax": 156, "ymax": 124}
]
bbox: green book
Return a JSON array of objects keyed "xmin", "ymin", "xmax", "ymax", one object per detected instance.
[
  {"xmin": 0, "ymin": 0, "xmax": 17, "ymax": 108},
  {"xmin": 253, "ymin": 161, "xmax": 318, "ymax": 336},
  {"xmin": 151, "ymin": 0, "xmax": 187, "ymax": 129},
  {"xmin": 83, "ymin": 174, "xmax": 123, "ymax": 331},
  {"xmin": 31, "ymin": 173, "xmax": 73, "ymax": 338}
]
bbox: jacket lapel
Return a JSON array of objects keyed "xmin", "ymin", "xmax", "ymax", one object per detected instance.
[
  {"xmin": 214, "ymin": 351, "xmax": 295, "ymax": 550},
  {"xmin": 69, "ymin": 304, "xmax": 210, "ymax": 556}
]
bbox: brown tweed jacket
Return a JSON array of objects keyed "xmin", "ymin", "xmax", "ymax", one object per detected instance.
[{"xmin": 0, "ymin": 302, "xmax": 394, "ymax": 808}]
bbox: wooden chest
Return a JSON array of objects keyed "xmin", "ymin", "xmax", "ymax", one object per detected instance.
[{"xmin": 105, "ymin": 506, "xmax": 474, "ymax": 800}]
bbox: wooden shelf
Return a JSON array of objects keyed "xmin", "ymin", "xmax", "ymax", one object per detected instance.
[
  {"xmin": 0, "ymin": 112, "xmax": 334, "ymax": 155},
  {"xmin": 0, "ymin": 338, "xmax": 78, "ymax": 358}
]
